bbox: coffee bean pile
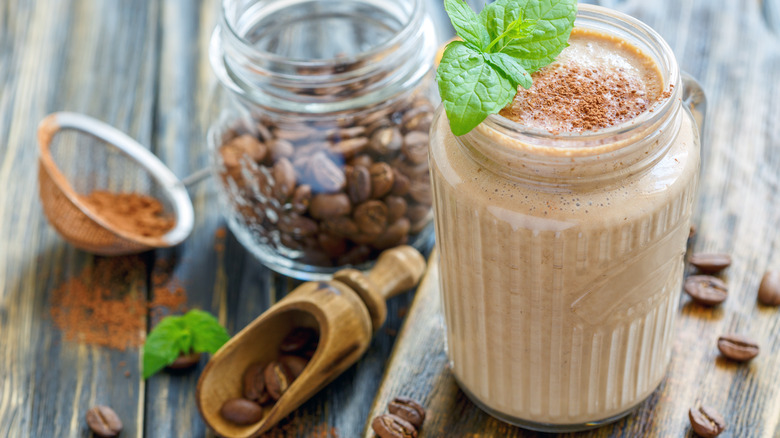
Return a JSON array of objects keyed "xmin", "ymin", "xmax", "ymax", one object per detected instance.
[
  {"xmin": 217, "ymin": 93, "xmax": 435, "ymax": 267},
  {"xmin": 220, "ymin": 327, "xmax": 319, "ymax": 426},
  {"xmin": 371, "ymin": 397, "xmax": 426, "ymax": 438}
]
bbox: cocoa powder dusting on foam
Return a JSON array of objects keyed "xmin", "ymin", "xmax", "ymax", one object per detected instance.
[{"xmin": 499, "ymin": 28, "xmax": 665, "ymax": 133}]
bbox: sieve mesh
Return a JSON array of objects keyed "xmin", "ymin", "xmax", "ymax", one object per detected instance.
[{"xmin": 37, "ymin": 112, "xmax": 193, "ymax": 255}]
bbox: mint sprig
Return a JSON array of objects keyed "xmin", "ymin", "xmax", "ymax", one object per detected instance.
[
  {"xmin": 436, "ymin": 0, "xmax": 577, "ymax": 135},
  {"xmin": 142, "ymin": 309, "xmax": 230, "ymax": 379}
]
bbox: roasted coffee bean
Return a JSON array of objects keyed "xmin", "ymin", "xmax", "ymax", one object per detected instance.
[
  {"xmin": 226, "ymin": 134, "xmax": 267, "ymax": 164},
  {"xmin": 242, "ymin": 362, "xmax": 266, "ymax": 401},
  {"xmin": 350, "ymin": 154, "xmax": 373, "ymax": 168},
  {"xmin": 273, "ymin": 126, "xmax": 317, "ymax": 142},
  {"xmin": 365, "ymin": 116, "xmax": 393, "ymax": 135},
  {"xmin": 279, "ymin": 355, "xmax": 309, "ymax": 379},
  {"xmin": 373, "ymin": 218, "xmax": 410, "ymax": 250},
  {"xmin": 255, "ymin": 121, "xmax": 273, "ymax": 141},
  {"xmin": 166, "ymin": 351, "xmax": 202, "ymax": 370},
  {"xmin": 684, "ymin": 275, "xmax": 728, "ymax": 306},
  {"xmin": 291, "ymin": 184, "xmax": 312, "ymax": 214},
  {"xmin": 332, "ymin": 137, "xmax": 369, "ymax": 158},
  {"xmin": 220, "ymin": 398, "xmax": 264, "ymax": 425},
  {"xmin": 406, "ymin": 205, "xmax": 430, "ymax": 224},
  {"xmin": 347, "ymin": 165, "xmax": 372, "ymax": 204},
  {"xmin": 278, "ymin": 214, "xmax": 318, "ymax": 238},
  {"xmin": 371, "ymin": 414, "xmax": 417, "ymax": 438},
  {"xmin": 369, "ymin": 163, "xmax": 395, "ymax": 199},
  {"xmin": 401, "ymin": 132, "xmax": 429, "ymax": 165},
  {"xmin": 327, "ymin": 126, "xmax": 366, "ymax": 141},
  {"xmin": 385, "ymin": 196, "xmax": 408, "ymax": 223},
  {"xmin": 388, "ymin": 397, "xmax": 426, "ymax": 429},
  {"xmin": 318, "ymin": 233, "xmax": 348, "ymax": 258},
  {"xmin": 354, "ymin": 200, "xmax": 388, "ymax": 235},
  {"xmin": 85, "ymin": 405, "xmax": 123, "ymax": 438},
  {"xmin": 370, "ymin": 127, "xmax": 403, "ymax": 156},
  {"xmin": 307, "ymin": 152, "xmax": 346, "ymax": 193},
  {"xmin": 688, "ymin": 405, "xmax": 726, "ymax": 438},
  {"xmin": 403, "ymin": 111, "xmax": 433, "ymax": 133},
  {"xmin": 301, "ymin": 248, "xmax": 334, "ymax": 267},
  {"xmin": 272, "ymin": 157, "xmax": 296, "ymax": 199},
  {"xmin": 390, "ymin": 169, "xmax": 411, "ymax": 196},
  {"xmin": 717, "ymin": 334, "xmax": 759, "ymax": 362},
  {"xmin": 323, "ymin": 216, "xmax": 360, "ymax": 238},
  {"xmin": 338, "ymin": 244, "xmax": 372, "ymax": 266},
  {"xmin": 758, "ymin": 270, "xmax": 780, "ymax": 306},
  {"xmin": 264, "ymin": 360, "xmax": 295, "ymax": 400},
  {"xmin": 310, "ymin": 193, "xmax": 352, "ymax": 220},
  {"xmin": 359, "ymin": 108, "xmax": 393, "ymax": 127},
  {"xmin": 689, "ymin": 253, "xmax": 732, "ymax": 274},
  {"xmin": 267, "ymin": 138, "xmax": 295, "ymax": 162},
  {"xmin": 280, "ymin": 327, "xmax": 318, "ymax": 353}
]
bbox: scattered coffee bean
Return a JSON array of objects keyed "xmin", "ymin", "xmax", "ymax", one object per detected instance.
[
  {"xmin": 242, "ymin": 362, "xmax": 266, "ymax": 401},
  {"xmin": 280, "ymin": 327, "xmax": 319, "ymax": 353},
  {"xmin": 717, "ymin": 334, "xmax": 759, "ymax": 362},
  {"xmin": 371, "ymin": 413, "xmax": 418, "ymax": 438},
  {"xmin": 220, "ymin": 398, "xmax": 264, "ymax": 425},
  {"xmin": 684, "ymin": 275, "xmax": 728, "ymax": 306},
  {"xmin": 387, "ymin": 397, "xmax": 426, "ymax": 429},
  {"xmin": 758, "ymin": 270, "xmax": 780, "ymax": 306},
  {"xmin": 85, "ymin": 405, "xmax": 123, "ymax": 438},
  {"xmin": 689, "ymin": 253, "xmax": 732, "ymax": 274},
  {"xmin": 688, "ymin": 405, "xmax": 726, "ymax": 438},
  {"xmin": 166, "ymin": 351, "xmax": 202, "ymax": 370}
]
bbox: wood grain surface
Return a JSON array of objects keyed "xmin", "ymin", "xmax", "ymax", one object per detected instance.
[{"xmin": 1, "ymin": 0, "xmax": 779, "ymax": 437}]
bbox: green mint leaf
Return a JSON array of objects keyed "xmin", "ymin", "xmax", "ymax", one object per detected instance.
[
  {"xmin": 436, "ymin": 41, "xmax": 516, "ymax": 136},
  {"xmin": 182, "ymin": 309, "xmax": 230, "ymax": 354},
  {"xmin": 483, "ymin": 52, "xmax": 533, "ymax": 89},
  {"xmin": 480, "ymin": 0, "xmax": 576, "ymax": 73},
  {"xmin": 142, "ymin": 315, "xmax": 190, "ymax": 379},
  {"xmin": 443, "ymin": 0, "xmax": 490, "ymax": 49}
]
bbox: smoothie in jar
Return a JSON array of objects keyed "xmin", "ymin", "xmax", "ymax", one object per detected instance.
[{"xmin": 429, "ymin": 5, "xmax": 700, "ymax": 431}]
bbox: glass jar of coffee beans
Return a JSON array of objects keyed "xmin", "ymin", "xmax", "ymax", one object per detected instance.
[{"xmin": 208, "ymin": 0, "xmax": 437, "ymax": 279}]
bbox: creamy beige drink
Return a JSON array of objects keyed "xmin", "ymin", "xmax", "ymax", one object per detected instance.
[{"xmin": 429, "ymin": 8, "xmax": 700, "ymax": 431}]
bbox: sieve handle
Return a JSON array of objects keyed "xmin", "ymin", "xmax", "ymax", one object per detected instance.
[{"xmin": 37, "ymin": 112, "xmax": 195, "ymax": 247}]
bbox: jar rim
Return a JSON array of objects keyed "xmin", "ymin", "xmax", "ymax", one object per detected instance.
[
  {"xmin": 220, "ymin": 0, "xmax": 423, "ymax": 71},
  {"xmin": 477, "ymin": 4, "xmax": 681, "ymax": 155}
]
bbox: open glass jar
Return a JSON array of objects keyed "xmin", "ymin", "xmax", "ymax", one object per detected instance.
[
  {"xmin": 430, "ymin": 5, "xmax": 702, "ymax": 432},
  {"xmin": 209, "ymin": 0, "xmax": 437, "ymax": 279}
]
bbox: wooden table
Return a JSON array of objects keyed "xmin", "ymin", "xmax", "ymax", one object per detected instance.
[{"xmin": 2, "ymin": 0, "xmax": 779, "ymax": 436}]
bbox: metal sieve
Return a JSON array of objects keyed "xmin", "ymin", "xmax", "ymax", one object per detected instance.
[{"xmin": 37, "ymin": 112, "xmax": 200, "ymax": 255}]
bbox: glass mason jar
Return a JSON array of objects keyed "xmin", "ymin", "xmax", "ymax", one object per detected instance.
[
  {"xmin": 208, "ymin": 0, "xmax": 437, "ymax": 279},
  {"xmin": 429, "ymin": 5, "xmax": 702, "ymax": 432}
]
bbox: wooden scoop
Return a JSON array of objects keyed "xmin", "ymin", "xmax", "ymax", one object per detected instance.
[{"xmin": 196, "ymin": 245, "xmax": 427, "ymax": 437}]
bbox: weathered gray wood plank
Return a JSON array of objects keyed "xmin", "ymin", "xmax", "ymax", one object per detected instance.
[{"xmin": 0, "ymin": 1, "xmax": 158, "ymax": 437}]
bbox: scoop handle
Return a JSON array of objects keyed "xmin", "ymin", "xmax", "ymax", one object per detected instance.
[{"xmin": 366, "ymin": 245, "xmax": 427, "ymax": 301}]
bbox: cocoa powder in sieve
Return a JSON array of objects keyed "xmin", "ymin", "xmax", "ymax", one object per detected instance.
[{"xmin": 80, "ymin": 190, "xmax": 175, "ymax": 238}]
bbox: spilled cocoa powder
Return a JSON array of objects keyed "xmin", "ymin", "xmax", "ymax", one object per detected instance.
[
  {"xmin": 50, "ymin": 256, "xmax": 188, "ymax": 351},
  {"xmin": 80, "ymin": 190, "xmax": 175, "ymax": 238}
]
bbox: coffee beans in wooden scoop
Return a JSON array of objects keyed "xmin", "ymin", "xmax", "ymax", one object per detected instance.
[
  {"xmin": 717, "ymin": 333, "xmax": 759, "ymax": 362},
  {"xmin": 684, "ymin": 275, "xmax": 728, "ymax": 306},
  {"xmin": 758, "ymin": 270, "xmax": 780, "ymax": 306},
  {"xmin": 688, "ymin": 405, "xmax": 726, "ymax": 438},
  {"xmin": 220, "ymin": 327, "xmax": 319, "ymax": 425},
  {"xmin": 689, "ymin": 253, "xmax": 732, "ymax": 274},
  {"xmin": 85, "ymin": 405, "xmax": 123, "ymax": 438},
  {"xmin": 388, "ymin": 397, "xmax": 426, "ymax": 428}
]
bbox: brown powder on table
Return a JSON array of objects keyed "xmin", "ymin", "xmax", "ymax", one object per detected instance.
[
  {"xmin": 80, "ymin": 190, "xmax": 175, "ymax": 237},
  {"xmin": 50, "ymin": 256, "xmax": 189, "ymax": 351}
]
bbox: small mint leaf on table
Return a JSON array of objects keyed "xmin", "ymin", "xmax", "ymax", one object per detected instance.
[
  {"xmin": 436, "ymin": 0, "xmax": 577, "ymax": 136},
  {"xmin": 142, "ymin": 309, "xmax": 230, "ymax": 379}
]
